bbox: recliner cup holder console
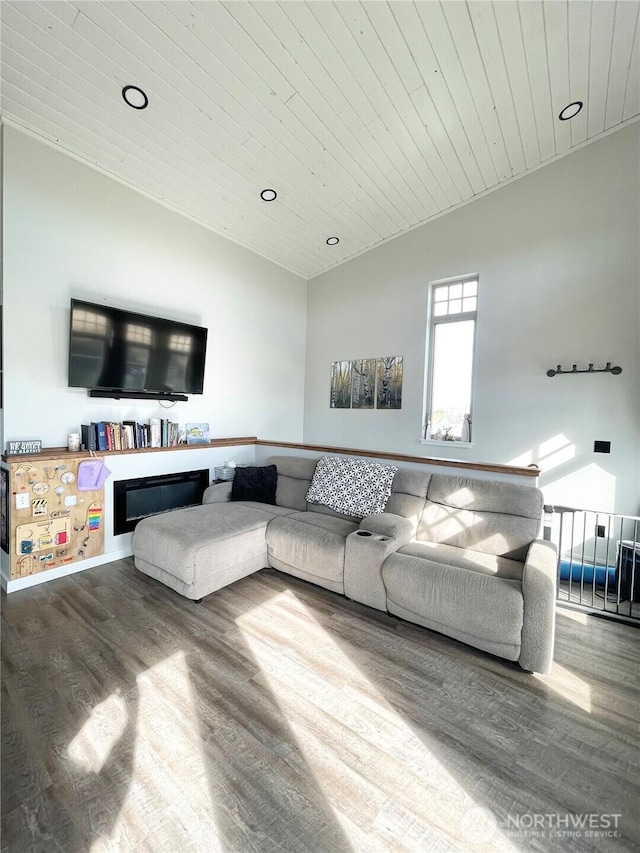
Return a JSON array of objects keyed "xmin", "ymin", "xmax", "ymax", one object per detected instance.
[{"xmin": 356, "ymin": 530, "xmax": 389, "ymax": 542}]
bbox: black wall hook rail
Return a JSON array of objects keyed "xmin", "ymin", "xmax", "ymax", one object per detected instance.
[{"xmin": 546, "ymin": 362, "xmax": 623, "ymax": 377}]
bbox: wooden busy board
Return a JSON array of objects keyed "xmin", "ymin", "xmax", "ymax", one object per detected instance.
[{"xmin": 6, "ymin": 454, "xmax": 104, "ymax": 580}]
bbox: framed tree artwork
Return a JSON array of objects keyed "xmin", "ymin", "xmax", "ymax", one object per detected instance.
[
  {"xmin": 376, "ymin": 356, "xmax": 403, "ymax": 409},
  {"xmin": 330, "ymin": 361, "xmax": 352, "ymax": 408},
  {"xmin": 351, "ymin": 358, "xmax": 376, "ymax": 409}
]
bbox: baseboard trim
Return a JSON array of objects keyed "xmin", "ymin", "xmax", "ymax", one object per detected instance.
[{"xmin": 4, "ymin": 547, "xmax": 132, "ymax": 593}]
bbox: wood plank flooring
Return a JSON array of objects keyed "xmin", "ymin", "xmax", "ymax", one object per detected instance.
[{"xmin": 2, "ymin": 559, "xmax": 639, "ymax": 852}]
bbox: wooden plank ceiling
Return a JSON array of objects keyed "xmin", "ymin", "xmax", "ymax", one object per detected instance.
[{"xmin": 2, "ymin": 1, "xmax": 639, "ymax": 279}]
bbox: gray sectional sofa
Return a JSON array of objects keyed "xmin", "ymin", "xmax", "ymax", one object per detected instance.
[{"xmin": 133, "ymin": 454, "xmax": 557, "ymax": 674}]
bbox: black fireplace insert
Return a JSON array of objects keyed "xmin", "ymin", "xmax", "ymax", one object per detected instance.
[{"xmin": 114, "ymin": 469, "xmax": 209, "ymax": 535}]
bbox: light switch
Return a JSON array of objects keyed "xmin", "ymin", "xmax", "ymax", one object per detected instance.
[
  {"xmin": 594, "ymin": 440, "xmax": 611, "ymax": 454},
  {"xmin": 64, "ymin": 495, "xmax": 77, "ymax": 507},
  {"xmin": 15, "ymin": 493, "xmax": 29, "ymax": 510}
]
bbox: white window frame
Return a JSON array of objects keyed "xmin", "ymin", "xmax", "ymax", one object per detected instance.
[{"xmin": 422, "ymin": 274, "xmax": 479, "ymax": 446}]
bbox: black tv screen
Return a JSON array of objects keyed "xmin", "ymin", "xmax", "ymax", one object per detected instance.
[{"xmin": 68, "ymin": 299, "xmax": 208, "ymax": 395}]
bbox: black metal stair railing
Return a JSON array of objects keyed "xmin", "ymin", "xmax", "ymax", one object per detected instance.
[{"xmin": 543, "ymin": 504, "xmax": 640, "ymax": 622}]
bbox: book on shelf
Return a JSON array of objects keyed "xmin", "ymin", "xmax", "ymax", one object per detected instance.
[
  {"xmin": 94, "ymin": 422, "xmax": 108, "ymax": 451},
  {"xmin": 105, "ymin": 422, "xmax": 114, "ymax": 451},
  {"xmin": 81, "ymin": 424, "xmax": 97, "ymax": 451},
  {"xmin": 149, "ymin": 419, "xmax": 161, "ymax": 448},
  {"xmin": 110, "ymin": 422, "xmax": 122, "ymax": 451},
  {"xmin": 122, "ymin": 421, "xmax": 136, "ymax": 450}
]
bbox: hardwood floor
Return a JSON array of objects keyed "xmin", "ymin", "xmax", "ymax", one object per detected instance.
[{"xmin": 2, "ymin": 559, "xmax": 639, "ymax": 852}]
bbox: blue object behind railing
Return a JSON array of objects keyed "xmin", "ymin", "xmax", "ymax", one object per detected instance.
[{"xmin": 558, "ymin": 560, "xmax": 617, "ymax": 586}]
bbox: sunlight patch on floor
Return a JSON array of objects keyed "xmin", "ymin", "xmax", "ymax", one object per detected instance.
[
  {"xmin": 537, "ymin": 661, "xmax": 592, "ymax": 713},
  {"xmin": 80, "ymin": 651, "xmax": 220, "ymax": 852},
  {"xmin": 236, "ymin": 589, "xmax": 520, "ymax": 852},
  {"xmin": 67, "ymin": 693, "xmax": 128, "ymax": 774}
]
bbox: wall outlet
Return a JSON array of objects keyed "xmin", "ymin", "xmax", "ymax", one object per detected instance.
[
  {"xmin": 596, "ymin": 524, "xmax": 606, "ymax": 538},
  {"xmin": 594, "ymin": 440, "xmax": 611, "ymax": 453},
  {"xmin": 15, "ymin": 493, "xmax": 29, "ymax": 510}
]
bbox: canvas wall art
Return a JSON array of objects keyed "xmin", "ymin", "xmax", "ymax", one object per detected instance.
[
  {"xmin": 351, "ymin": 358, "xmax": 376, "ymax": 409},
  {"xmin": 376, "ymin": 356, "xmax": 403, "ymax": 409},
  {"xmin": 330, "ymin": 356, "xmax": 403, "ymax": 409},
  {"xmin": 330, "ymin": 361, "xmax": 353, "ymax": 408}
]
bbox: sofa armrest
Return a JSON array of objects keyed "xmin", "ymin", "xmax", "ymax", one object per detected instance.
[
  {"xmin": 203, "ymin": 482, "xmax": 231, "ymax": 504},
  {"xmin": 344, "ymin": 514, "xmax": 413, "ymax": 612},
  {"xmin": 359, "ymin": 512, "xmax": 413, "ymax": 545},
  {"xmin": 519, "ymin": 539, "xmax": 558, "ymax": 674}
]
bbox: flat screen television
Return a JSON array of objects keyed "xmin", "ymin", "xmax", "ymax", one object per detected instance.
[{"xmin": 68, "ymin": 299, "xmax": 208, "ymax": 396}]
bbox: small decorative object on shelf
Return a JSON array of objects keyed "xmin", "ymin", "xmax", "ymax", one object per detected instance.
[
  {"xmin": 6, "ymin": 439, "xmax": 42, "ymax": 455},
  {"xmin": 546, "ymin": 362, "xmax": 622, "ymax": 377},
  {"xmin": 185, "ymin": 423, "xmax": 210, "ymax": 445},
  {"xmin": 461, "ymin": 414, "xmax": 472, "ymax": 443}
]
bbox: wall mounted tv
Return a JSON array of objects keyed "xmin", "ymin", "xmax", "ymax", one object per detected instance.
[{"xmin": 68, "ymin": 299, "xmax": 208, "ymax": 400}]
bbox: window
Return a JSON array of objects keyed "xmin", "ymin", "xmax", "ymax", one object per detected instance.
[{"xmin": 424, "ymin": 277, "xmax": 478, "ymax": 442}]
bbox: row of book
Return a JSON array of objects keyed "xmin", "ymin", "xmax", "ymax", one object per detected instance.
[{"xmin": 80, "ymin": 419, "xmax": 181, "ymax": 452}]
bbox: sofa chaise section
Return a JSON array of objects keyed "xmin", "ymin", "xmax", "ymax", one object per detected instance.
[{"xmin": 133, "ymin": 499, "xmax": 294, "ymax": 600}]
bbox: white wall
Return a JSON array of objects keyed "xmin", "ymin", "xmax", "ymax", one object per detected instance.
[
  {"xmin": 3, "ymin": 127, "xmax": 307, "ymax": 448},
  {"xmin": 304, "ymin": 125, "xmax": 640, "ymax": 516}
]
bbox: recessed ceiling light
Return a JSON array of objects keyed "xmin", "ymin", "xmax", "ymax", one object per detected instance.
[
  {"xmin": 122, "ymin": 85, "xmax": 148, "ymax": 110},
  {"xmin": 559, "ymin": 101, "xmax": 583, "ymax": 121},
  {"xmin": 260, "ymin": 188, "xmax": 277, "ymax": 202},
  {"xmin": 326, "ymin": 237, "xmax": 340, "ymax": 246}
]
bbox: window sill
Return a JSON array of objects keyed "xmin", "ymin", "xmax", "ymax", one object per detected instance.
[{"xmin": 420, "ymin": 439, "xmax": 474, "ymax": 449}]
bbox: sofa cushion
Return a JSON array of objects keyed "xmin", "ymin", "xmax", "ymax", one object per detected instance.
[
  {"xmin": 427, "ymin": 474, "xmax": 543, "ymax": 518},
  {"xmin": 384, "ymin": 468, "xmax": 430, "ymax": 532},
  {"xmin": 306, "ymin": 455, "xmax": 397, "ymax": 517},
  {"xmin": 230, "ymin": 465, "xmax": 277, "ymax": 505},
  {"xmin": 266, "ymin": 511, "xmax": 358, "ymax": 584},
  {"xmin": 267, "ymin": 455, "xmax": 317, "ymax": 511},
  {"xmin": 307, "ymin": 502, "xmax": 361, "ymax": 523},
  {"xmin": 382, "ymin": 552, "xmax": 524, "ymax": 660},
  {"xmin": 417, "ymin": 474, "xmax": 543, "ymax": 560},
  {"xmin": 397, "ymin": 540, "xmax": 524, "ymax": 580}
]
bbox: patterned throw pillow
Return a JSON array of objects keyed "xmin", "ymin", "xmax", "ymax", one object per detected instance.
[{"xmin": 306, "ymin": 455, "xmax": 398, "ymax": 518}]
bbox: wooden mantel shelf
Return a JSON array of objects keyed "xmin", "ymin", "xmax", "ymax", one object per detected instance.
[
  {"xmin": 3, "ymin": 435, "xmax": 539, "ymax": 478},
  {"xmin": 2, "ymin": 436, "xmax": 258, "ymax": 463}
]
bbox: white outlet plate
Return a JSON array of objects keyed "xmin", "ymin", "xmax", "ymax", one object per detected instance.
[{"xmin": 15, "ymin": 493, "xmax": 30, "ymax": 510}]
